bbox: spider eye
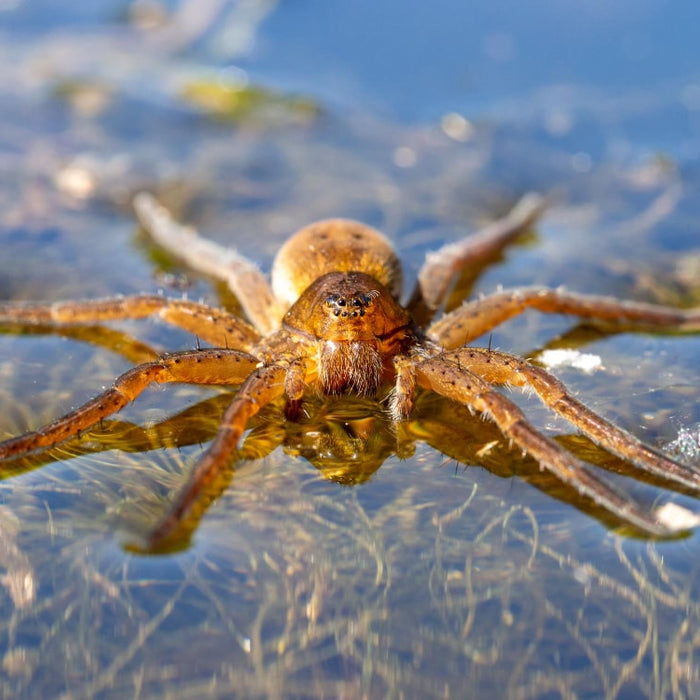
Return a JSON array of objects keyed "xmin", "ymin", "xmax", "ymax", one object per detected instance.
[{"xmin": 325, "ymin": 292, "xmax": 370, "ymax": 318}]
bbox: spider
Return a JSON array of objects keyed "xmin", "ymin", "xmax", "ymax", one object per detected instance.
[{"xmin": 0, "ymin": 192, "xmax": 699, "ymax": 550}]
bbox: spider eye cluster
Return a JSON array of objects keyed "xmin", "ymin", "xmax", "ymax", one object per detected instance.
[{"xmin": 325, "ymin": 291, "xmax": 377, "ymax": 318}]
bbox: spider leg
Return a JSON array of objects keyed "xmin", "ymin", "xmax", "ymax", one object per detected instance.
[
  {"xmin": 450, "ymin": 347, "xmax": 700, "ymax": 491},
  {"xmin": 415, "ymin": 356, "xmax": 680, "ymax": 535},
  {"xmin": 0, "ymin": 394, "xmax": 244, "ymax": 478},
  {"xmin": 428, "ymin": 286, "xmax": 700, "ymax": 349},
  {"xmin": 146, "ymin": 362, "xmax": 291, "ymax": 549},
  {"xmin": 0, "ymin": 295, "xmax": 261, "ymax": 351},
  {"xmin": 408, "ymin": 193, "xmax": 546, "ymax": 326},
  {"xmin": 134, "ymin": 192, "xmax": 285, "ymax": 335},
  {"xmin": 0, "ymin": 349, "xmax": 258, "ymax": 462},
  {"xmin": 388, "ymin": 355, "xmax": 418, "ymax": 419}
]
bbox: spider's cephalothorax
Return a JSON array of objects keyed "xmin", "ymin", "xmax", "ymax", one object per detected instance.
[
  {"xmin": 282, "ymin": 271, "xmax": 414, "ymax": 395},
  {"xmin": 1, "ymin": 192, "xmax": 699, "ymax": 550}
]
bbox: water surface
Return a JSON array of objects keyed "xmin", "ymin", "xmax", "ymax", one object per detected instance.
[{"xmin": 0, "ymin": 1, "xmax": 699, "ymax": 697}]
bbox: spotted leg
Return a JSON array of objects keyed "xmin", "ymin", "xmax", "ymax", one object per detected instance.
[
  {"xmin": 134, "ymin": 192, "xmax": 285, "ymax": 334},
  {"xmin": 0, "ymin": 349, "xmax": 258, "ymax": 462},
  {"xmin": 146, "ymin": 360, "xmax": 306, "ymax": 549},
  {"xmin": 414, "ymin": 356, "xmax": 680, "ymax": 536},
  {"xmin": 449, "ymin": 347, "xmax": 700, "ymax": 491},
  {"xmin": 0, "ymin": 295, "xmax": 261, "ymax": 351},
  {"xmin": 428, "ymin": 286, "xmax": 700, "ymax": 349}
]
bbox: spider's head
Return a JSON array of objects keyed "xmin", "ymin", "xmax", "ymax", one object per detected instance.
[
  {"xmin": 283, "ymin": 271, "xmax": 414, "ymax": 396},
  {"xmin": 284, "ymin": 271, "xmax": 410, "ymax": 342}
]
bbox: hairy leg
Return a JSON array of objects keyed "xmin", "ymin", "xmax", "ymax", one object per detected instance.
[
  {"xmin": 0, "ymin": 294, "xmax": 261, "ymax": 351},
  {"xmin": 428, "ymin": 286, "xmax": 700, "ymax": 349},
  {"xmin": 449, "ymin": 347, "xmax": 700, "ymax": 490},
  {"xmin": 414, "ymin": 356, "xmax": 680, "ymax": 536},
  {"xmin": 0, "ymin": 348, "xmax": 258, "ymax": 461},
  {"xmin": 146, "ymin": 362, "xmax": 292, "ymax": 548},
  {"xmin": 408, "ymin": 193, "xmax": 546, "ymax": 325},
  {"xmin": 0, "ymin": 393, "xmax": 268, "ymax": 479},
  {"xmin": 134, "ymin": 192, "xmax": 285, "ymax": 334}
]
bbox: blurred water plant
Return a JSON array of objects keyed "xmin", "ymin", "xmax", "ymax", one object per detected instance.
[{"xmin": 180, "ymin": 78, "xmax": 319, "ymax": 125}]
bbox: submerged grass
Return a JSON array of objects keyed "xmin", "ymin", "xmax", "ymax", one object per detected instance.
[{"xmin": 2, "ymin": 424, "xmax": 700, "ymax": 697}]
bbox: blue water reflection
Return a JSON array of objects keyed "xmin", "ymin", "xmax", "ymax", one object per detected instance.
[{"xmin": 252, "ymin": 0, "xmax": 700, "ymax": 122}]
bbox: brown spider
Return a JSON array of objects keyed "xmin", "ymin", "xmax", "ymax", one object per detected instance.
[{"xmin": 1, "ymin": 192, "xmax": 699, "ymax": 550}]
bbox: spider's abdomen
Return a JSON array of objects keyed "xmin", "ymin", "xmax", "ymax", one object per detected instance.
[{"xmin": 271, "ymin": 219, "xmax": 402, "ymax": 307}]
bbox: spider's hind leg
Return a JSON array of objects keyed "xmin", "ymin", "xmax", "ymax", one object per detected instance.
[
  {"xmin": 408, "ymin": 193, "xmax": 546, "ymax": 327},
  {"xmin": 134, "ymin": 192, "xmax": 285, "ymax": 335}
]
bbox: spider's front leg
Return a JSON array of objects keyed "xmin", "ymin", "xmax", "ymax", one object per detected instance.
[
  {"xmin": 413, "ymin": 355, "xmax": 681, "ymax": 536},
  {"xmin": 0, "ymin": 295, "xmax": 261, "ymax": 351},
  {"xmin": 428, "ymin": 287, "xmax": 700, "ymax": 349},
  {"xmin": 451, "ymin": 347, "xmax": 700, "ymax": 491},
  {"xmin": 0, "ymin": 349, "xmax": 258, "ymax": 462},
  {"xmin": 388, "ymin": 354, "xmax": 421, "ymax": 420},
  {"xmin": 146, "ymin": 358, "xmax": 308, "ymax": 549}
]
